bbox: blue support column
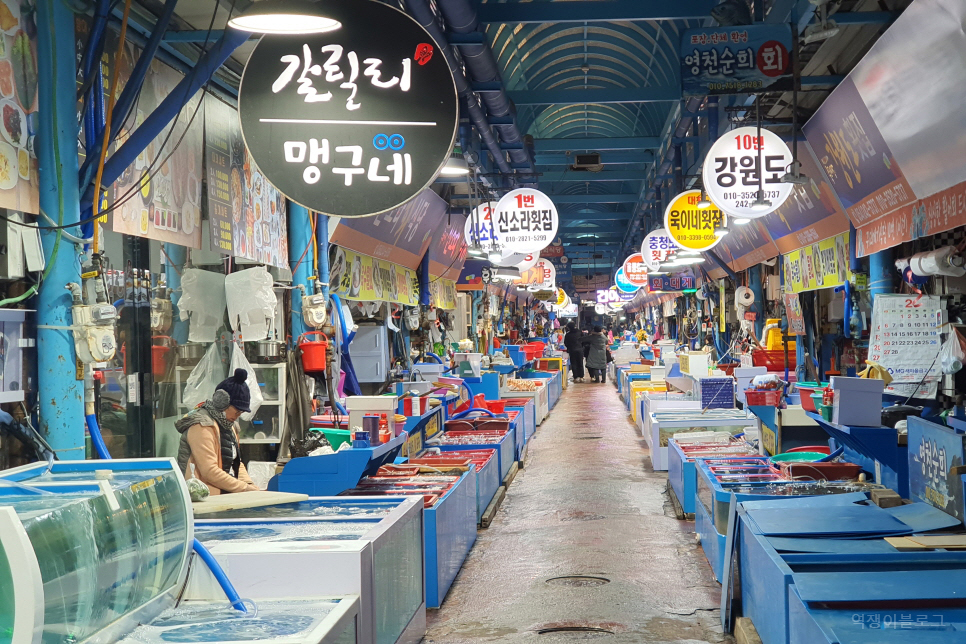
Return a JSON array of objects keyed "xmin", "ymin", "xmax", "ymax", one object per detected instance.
[
  {"xmin": 164, "ymin": 244, "xmax": 188, "ymax": 345},
  {"xmin": 748, "ymin": 265, "xmax": 765, "ymax": 339},
  {"xmin": 869, "ymin": 248, "xmax": 894, "ymax": 304},
  {"xmin": 316, "ymin": 213, "xmax": 330, "ymax": 300},
  {"xmin": 420, "ymin": 252, "xmax": 431, "ymax": 306},
  {"xmin": 37, "ymin": 0, "xmax": 83, "ymax": 458},
  {"xmin": 288, "ymin": 202, "xmax": 312, "ymax": 340}
]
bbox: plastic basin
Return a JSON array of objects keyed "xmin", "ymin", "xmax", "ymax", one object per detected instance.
[
  {"xmin": 321, "ymin": 428, "xmax": 352, "ymax": 450},
  {"xmin": 769, "ymin": 451, "xmax": 827, "ymax": 463}
]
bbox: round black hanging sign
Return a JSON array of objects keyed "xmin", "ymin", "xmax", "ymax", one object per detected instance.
[{"xmin": 238, "ymin": 0, "xmax": 459, "ymax": 217}]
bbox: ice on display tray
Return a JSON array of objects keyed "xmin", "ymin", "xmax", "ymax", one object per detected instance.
[
  {"xmin": 197, "ymin": 499, "xmax": 398, "ymax": 520},
  {"xmin": 195, "ymin": 522, "xmax": 373, "ymax": 544}
]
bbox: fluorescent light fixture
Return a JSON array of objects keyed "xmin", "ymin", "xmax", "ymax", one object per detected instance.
[
  {"xmin": 678, "ymin": 249, "xmax": 701, "ymax": 256},
  {"xmin": 487, "ymin": 249, "xmax": 503, "ymax": 263},
  {"xmin": 733, "ymin": 217, "xmax": 751, "ymax": 225},
  {"xmin": 440, "ymin": 145, "xmax": 470, "ymax": 176},
  {"xmin": 714, "ymin": 224, "xmax": 729, "ymax": 237},
  {"xmin": 228, "ymin": 0, "xmax": 342, "ymax": 34},
  {"xmin": 697, "ymin": 188, "xmax": 711, "ymax": 209},
  {"xmin": 493, "ymin": 266, "xmax": 521, "ymax": 280},
  {"xmin": 677, "ymin": 256, "xmax": 706, "ymax": 265},
  {"xmin": 467, "ymin": 246, "xmax": 485, "ymax": 257},
  {"xmin": 751, "ymin": 190, "xmax": 772, "ymax": 212}
]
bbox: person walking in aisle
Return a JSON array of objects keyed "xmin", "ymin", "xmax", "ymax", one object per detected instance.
[
  {"xmin": 564, "ymin": 323, "xmax": 585, "ymax": 382},
  {"xmin": 583, "ymin": 325, "xmax": 609, "ymax": 383}
]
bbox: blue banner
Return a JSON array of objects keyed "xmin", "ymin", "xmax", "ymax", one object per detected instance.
[
  {"xmin": 647, "ymin": 274, "xmax": 696, "ymax": 293},
  {"xmin": 681, "ymin": 25, "xmax": 792, "ymax": 96}
]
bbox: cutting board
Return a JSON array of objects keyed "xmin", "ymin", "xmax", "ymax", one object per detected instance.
[{"xmin": 192, "ymin": 491, "xmax": 309, "ymax": 516}]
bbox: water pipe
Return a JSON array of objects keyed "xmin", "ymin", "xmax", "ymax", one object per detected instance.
[
  {"xmin": 288, "ymin": 202, "xmax": 312, "ymax": 340},
  {"xmin": 37, "ymin": 0, "xmax": 84, "ymax": 458},
  {"xmin": 164, "ymin": 243, "xmax": 189, "ymax": 345},
  {"xmin": 869, "ymin": 248, "xmax": 894, "ymax": 304},
  {"xmin": 848, "ymin": 222, "xmax": 861, "ymax": 272},
  {"xmin": 748, "ymin": 265, "xmax": 765, "ymax": 340},
  {"xmin": 834, "ymin": 281, "xmax": 853, "ymax": 338},
  {"xmin": 192, "ymin": 538, "xmax": 249, "ymax": 612},
  {"xmin": 85, "ymin": 413, "xmax": 112, "ymax": 460},
  {"xmin": 317, "ymin": 213, "xmax": 330, "ymax": 301}
]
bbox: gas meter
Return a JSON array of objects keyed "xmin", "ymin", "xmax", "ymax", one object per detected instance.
[
  {"xmin": 302, "ymin": 293, "xmax": 328, "ymax": 328},
  {"xmin": 72, "ymin": 303, "xmax": 118, "ymax": 363}
]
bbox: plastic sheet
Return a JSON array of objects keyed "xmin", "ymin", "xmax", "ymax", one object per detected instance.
[
  {"xmin": 179, "ymin": 269, "xmax": 227, "ymax": 343},
  {"xmin": 230, "ymin": 344, "xmax": 265, "ymax": 420},
  {"xmin": 225, "ymin": 267, "xmax": 278, "ymax": 342},
  {"xmin": 183, "ymin": 343, "xmax": 226, "ymax": 410}
]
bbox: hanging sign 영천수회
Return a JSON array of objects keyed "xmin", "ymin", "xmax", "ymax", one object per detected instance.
[
  {"xmin": 615, "ymin": 267, "xmax": 639, "ymax": 293},
  {"xmin": 493, "ymin": 188, "xmax": 559, "ymax": 254},
  {"xmin": 664, "ymin": 189, "xmax": 726, "ymax": 251},
  {"xmin": 621, "ymin": 253, "xmax": 649, "ymax": 287},
  {"xmin": 681, "ymin": 24, "xmax": 792, "ymax": 97},
  {"xmin": 237, "ymin": 0, "xmax": 458, "ymax": 217},
  {"xmin": 702, "ymin": 126, "xmax": 794, "ymax": 219},
  {"xmin": 640, "ymin": 228, "xmax": 678, "ymax": 270}
]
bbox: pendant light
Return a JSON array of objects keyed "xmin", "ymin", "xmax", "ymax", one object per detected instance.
[
  {"xmin": 228, "ymin": 0, "xmax": 342, "ymax": 34},
  {"xmin": 440, "ymin": 145, "xmax": 471, "ymax": 176}
]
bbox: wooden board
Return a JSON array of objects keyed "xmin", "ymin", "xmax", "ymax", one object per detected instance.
[
  {"xmin": 192, "ymin": 491, "xmax": 309, "ymax": 516},
  {"xmin": 884, "ymin": 537, "xmax": 925, "ymax": 551},
  {"xmin": 908, "ymin": 535, "xmax": 966, "ymax": 549}
]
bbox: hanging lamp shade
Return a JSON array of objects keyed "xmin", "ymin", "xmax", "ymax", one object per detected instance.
[{"xmin": 227, "ymin": 0, "xmax": 342, "ymax": 34}]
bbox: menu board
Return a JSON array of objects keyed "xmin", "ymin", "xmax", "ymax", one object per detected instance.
[
  {"xmin": 330, "ymin": 246, "xmax": 418, "ymax": 305},
  {"xmin": 204, "ymin": 95, "xmax": 288, "ymax": 267},
  {"xmin": 0, "ymin": 0, "xmax": 38, "ymax": 214},
  {"xmin": 104, "ymin": 42, "xmax": 203, "ymax": 247},
  {"xmin": 868, "ymin": 294, "xmax": 942, "ymax": 399},
  {"xmin": 781, "ymin": 232, "xmax": 852, "ymax": 294}
]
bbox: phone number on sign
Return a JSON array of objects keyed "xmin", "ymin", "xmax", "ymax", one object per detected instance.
[
  {"xmin": 723, "ymin": 190, "xmax": 780, "ymax": 200},
  {"xmin": 678, "ymin": 234, "xmax": 715, "ymax": 241},
  {"xmin": 504, "ymin": 234, "xmax": 550, "ymax": 243}
]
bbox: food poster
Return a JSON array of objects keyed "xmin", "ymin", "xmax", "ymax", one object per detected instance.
[
  {"xmin": 0, "ymin": 0, "xmax": 39, "ymax": 214},
  {"xmin": 330, "ymin": 246, "xmax": 419, "ymax": 306},
  {"xmin": 782, "ymin": 231, "xmax": 852, "ymax": 294},
  {"xmin": 203, "ymin": 95, "xmax": 288, "ymax": 267},
  {"xmin": 108, "ymin": 40, "xmax": 204, "ymax": 248},
  {"xmin": 428, "ymin": 278, "xmax": 457, "ymax": 310}
]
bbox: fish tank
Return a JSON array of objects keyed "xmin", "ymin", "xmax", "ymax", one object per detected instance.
[
  {"xmin": 188, "ymin": 497, "xmax": 424, "ymax": 644},
  {"xmin": 0, "ymin": 460, "xmax": 362, "ymax": 644},
  {"xmin": 0, "ymin": 459, "xmax": 192, "ymax": 644}
]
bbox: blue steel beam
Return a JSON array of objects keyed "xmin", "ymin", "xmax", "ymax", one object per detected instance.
[
  {"xmin": 560, "ymin": 224, "xmax": 627, "ymax": 233},
  {"xmin": 540, "ymin": 170, "xmax": 645, "ymax": 182},
  {"xmin": 535, "ymin": 151, "xmax": 654, "ymax": 165},
  {"xmin": 509, "ymin": 87, "xmax": 679, "ymax": 105},
  {"xmin": 477, "ymin": 0, "xmax": 717, "ymax": 23},
  {"xmin": 553, "ymin": 194, "xmax": 639, "ymax": 204},
  {"xmin": 534, "ymin": 137, "xmax": 661, "ymax": 151}
]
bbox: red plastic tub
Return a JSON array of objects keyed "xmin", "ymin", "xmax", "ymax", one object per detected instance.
[
  {"xmin": 751, "ymin": 349, "xmax": 796, "ymax": 372},
  {"xmin": 486, "ymin": 400, "xmax": 506, "ymax": 414},
  {"xmin": 745, "ymin": 389, "xmax": 783, "ymax": 406}
]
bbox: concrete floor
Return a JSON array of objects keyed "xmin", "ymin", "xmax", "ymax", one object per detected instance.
[{"xmin": 424, "ymin": 381, "xmax": 731, "ymax": 644}]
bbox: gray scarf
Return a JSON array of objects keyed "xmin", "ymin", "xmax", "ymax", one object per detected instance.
[{"xmin": 176, "ymin": 393, "xmax": 240, "ymax": 478}]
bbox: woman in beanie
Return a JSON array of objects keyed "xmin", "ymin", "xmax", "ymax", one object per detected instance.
[{"xmin": 176, "ymin": 368, "xmax": 258, "ymax": 495}]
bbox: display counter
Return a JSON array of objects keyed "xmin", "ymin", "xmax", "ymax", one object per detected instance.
[
  {"xmin": 648, "ymin": 408, "xmax": 755, "ymax": 471},
  {"xmin": 667, "ymin": 439, "xmax": 758, "ymax": 515}
]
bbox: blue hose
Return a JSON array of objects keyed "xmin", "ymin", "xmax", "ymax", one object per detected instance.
[
  {"xmin": 87, "ymin": 413, "xmax": 247, "ymax": 613},
  {"xmin": 425, "ymin": 352, "xmax": 443, "ymax": 364},
  {"xmin": 452, "ymin": 407, "xmax": 497, "ymax": 419},
  {"xmin": 192, "ymin": 538, "xmax": 248, "ymax": 612},
  {"xmin": 85, "ymin": 413, "xmax": 112, "ymax": 460}
]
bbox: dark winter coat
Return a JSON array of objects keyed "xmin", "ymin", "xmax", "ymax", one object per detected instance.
[{"xmin": 582, "ymin": 333, "xmax": 609, "ymax": 369}]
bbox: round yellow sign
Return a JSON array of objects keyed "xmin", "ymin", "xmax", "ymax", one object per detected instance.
[
  {"xmin": 663, "ymin": 189, "xmax": 726, "ymax": 252},
  {"xmin": 556, "ymin": 288, "xmax": 567, "ymax": 306}
]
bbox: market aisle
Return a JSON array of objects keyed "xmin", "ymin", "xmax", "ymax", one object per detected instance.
[{"xmin": 424, "ymin": 382, "xmax": 728, "ymax": 643}]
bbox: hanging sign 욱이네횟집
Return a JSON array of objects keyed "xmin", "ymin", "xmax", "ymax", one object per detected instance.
[
  {"xmin": 641, "ymin": 228, "xmax": 678, "ymax": 270},
  {"xmin": 493, "ymin": 188, "xmax": 559, "ymax": 254},
  {"xmin": 237, "ymin": 0, "xmax": 458, "ymax": 217},
  {"xmin": 664, "ymin": 190, "xmax": 726, "ymax": 251},
  {"xmin": 702, "ymin": 126, "xmax": 793, "ymax": 219}
]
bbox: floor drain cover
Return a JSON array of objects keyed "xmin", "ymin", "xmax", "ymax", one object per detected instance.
[
  {"xmin": 537, "ymin": 626, "xmax": 614, "ymax": 636},
  {"xmin": 574, "ymin": 436, "xmax": 603, "ymax": 440},
  {"xmin": 546, "ymin": 575, "xmax": 611, "ymax": 587}
]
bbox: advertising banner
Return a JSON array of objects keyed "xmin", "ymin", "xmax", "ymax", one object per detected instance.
[
  {"xmin": 493, "ymin": 188, "xmax": 559, "ymax": 254},
  {"xmin": 548, "ymin": 255, "xmax": 571, "ymax": 281},
  {"xmin": 329, "ymin": 188, "xmax": 448, "ymax": 269},
  {"xmin": 330, "ymin": 246, "xmax": 419, "ymax": 305},
  {"xmin": 204, "ymin": 95, "xmax": 289, "ymax": 266},
  {"xmin": 615, "ymin": 267, "xmax": 639, "ymax": 293},
  {"xmin": 428, "ymin": 278, "xmax": 457, "ymax": 309},
  {"xmin": 681, "ymin": 24, "xmax": 792, "ymax": 96},
  {"xmin": 427, "ymin": 210, "xmax": 466, "ymax": 281},
  {"xmin": 456, "ymin": 258, "xmax": 489, "ymax": 291},
  {"xmin": 709, "ymin": 218, "xmax": 779, "ymax": 273},
  {"xmin": 782, "ymin": 231, "xmax": 852, "ymax": 294},
  {"xmin": 640, "ymin": 228, "xmax": 678, "ymax": 270},
  {"xmin": 783, "ymin": 293, "xmax": 805, "ymax": 335},
  {"xmin": 647, "ymin": 274, "xmax": 696, "ymax": 293}
]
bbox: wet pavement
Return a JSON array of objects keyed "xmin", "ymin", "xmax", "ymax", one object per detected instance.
[{"xmin": 424, "ymin": 379, "xmax": 730, "ymax": 644}]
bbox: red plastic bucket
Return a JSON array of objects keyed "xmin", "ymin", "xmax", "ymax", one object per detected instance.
[
  {"xmin": 151, "ymin": 336, "xmax": 173, "ymax": 378},
  {"xmin": 298, "ymin": 331, "xmax": 330, "ymax": 374},
  {"xmin": 486, "ymin": 400, "xmax": 506, "ymax": 414}
]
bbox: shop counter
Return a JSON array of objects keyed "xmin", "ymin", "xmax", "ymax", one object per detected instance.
[
  {"xmin": 518, "ymin": 369, "xmax": 561, "ymax": 409},
  {"xmin": 272, "ymin": 432, "xmax": 408, "ymax": 496},
  {"xmin": 735, "ymin": 494, "xmax": 962, "ymax": 644},
  {"xmin": 423, "ymin": 468, "xmax": 477, "ymax": 607},
  {"xmin": 187, "ymin": 497, "xmax": 425, "ymax": 644},
  {"xmin": 411, "ymin": 450, "xmax": 499, "ymax": 524},
  {"xmin": 667, "ymin": 439, "xmax": 758, "ymax": 515},
  {"xmin": 463, "ymin": 372, "xmax": 501, "ymax": 401},
  {"xmin": 639, "ymin": 393, "xmax": 696, "ymax": 439}
]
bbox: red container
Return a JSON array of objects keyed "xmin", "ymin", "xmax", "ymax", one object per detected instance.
[
  {"xmin": 797, "ymin": 386, "xmax": 820, "ymax": 412},
  {"xmin": 298, "ymin": 331, "xmax": 330, "ymax": 374},
  {"xmin": 785, "ymin": 445, "xmax": 831, "ymax": 454},
  {"xmin": 745, "ymin": 389, "xmax": 783, "ymax": 406},
  {"xmin": 486, "ymin": 400, "xmax": 506, "ymax": 414},
  {"xmin": 777, "ymin": 461, "xmax": 862, "ymax": 481},
  {"xmin": 751, "ymin": 349, "xmax": 796, "ymax": 372},
  {"xmin": 718, "ymin": 362, "xmax": 740, "ymax": 376}
]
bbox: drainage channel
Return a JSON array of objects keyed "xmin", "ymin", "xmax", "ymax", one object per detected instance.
[{"xmin": 537, "ymin": 626, "xmax": 614, "ymax": 637}]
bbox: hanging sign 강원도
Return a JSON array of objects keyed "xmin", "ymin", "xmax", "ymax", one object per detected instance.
[
  {"xmin": 237, "ymin": 0, "xmax": 458, "ymax": 217},
  {"xmin": 702, "ymin": 126, "xmax": 793, "ymax": 219},
  {"xmin": 664, "ymin": 189, "xmax": 726, "ymax": 251},
  {"xmin": 621, "ymin": 253, "xmax": 649, "ymax": 287},
  {"xmin": 640, "ymin": 228, "xmax": 678, "ymax": 270},
  {"xmin": 493, "ymin": 188, "xmax": 559, "ymax": 254}
]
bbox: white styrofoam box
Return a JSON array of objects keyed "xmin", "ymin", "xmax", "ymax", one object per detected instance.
[
  {"xmin": 453, "ymin": 352, "xmax": 483, "ymax": 377},
  {"xmin": 347, "ymin": 395, "xmax": 400, "ymax": 434},
  {"xmin": 650, "ymin": 366, "xmax": 666, "ymax": 382},
  {"xmin": 411, "ymin": 362, "xmax": 446, "ymax": 381},
  {"xmin": 734, "ymin": 367, "xmax": 767, "ymax": 404},
  {"xmin": 684, "ymin": 352, "xmax": 710, "ymax": 376},
  {"xmin": 641, "ymin": 397, "xmax": 701, "ymax": 450},
  {"xmin": 830, "ymin": 376, "xmax": 884, "ymax": 427}
]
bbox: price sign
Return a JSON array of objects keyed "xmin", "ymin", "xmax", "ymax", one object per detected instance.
[
  {"xmin": 237, "ymin": 0, "xmax": 458, "ymax": 217},
  {"xmin": 664, "ymin": 190, "xmax": 726, "ymax": 251},
  {"xmin": 493, "ymin": 188, "xmax": 559, "ymax": 254},
  {"xmin": 640, "ymin": 228, "xmax": 678, "ymax": 270},
  {"xmin": 702, "ymin": 126, "xmax": 793, "ymax": 218},
  {"xmin": 615, "ymin": 267, "xmax": 639, "ymax": 293},
  {"xmin": 621, "ymin": 253, "xmax": 649, "ymax": 287}
]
